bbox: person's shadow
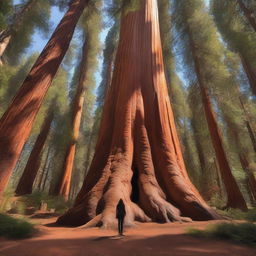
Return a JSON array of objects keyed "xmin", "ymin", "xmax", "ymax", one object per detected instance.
[{"xmin": 92, "ymin": 235, "xmax": 125, "ymax": 241}]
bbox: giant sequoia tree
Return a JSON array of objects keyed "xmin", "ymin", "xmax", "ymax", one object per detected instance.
[{"xmin": 57, "ymin": 0, "xmax": 219, "ymax": 227}]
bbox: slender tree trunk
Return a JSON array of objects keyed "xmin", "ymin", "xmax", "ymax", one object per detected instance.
[
  {"xmin": 42, "ymin": 161, "xmax": 52, "ymax": 192},
  {"xmin": 223, "ymin": 112, "xmax": 256, "ymax": 202},
  {"xmin": 83, "ymin": 129, "xmax": 95, "ymax": 176},
  {"xmin": 37, "ymin": 146, "xmax": 51, "ymax": 190},
  {"xmin": 188, "ymin": 28, "xmax": 247, "ymax": 211},
  {"xmin": 237, "ymin": 0, "xmax": 256, "ymax": 32},
  {"xmin": 0, "ymin": 0, "xmax": 37, "ymax": 64},
  {"xmin": 214, "ymin": 157, "xmax": 224, "ymax": 197},
  {"xmin": 58, "ymin": 34, "xmax": 90, "ymax": 201},
  {"xmin": 57, "ymin": 0, "xmax": 219, "ymax": 227},
  {"xmin": 0, "ymin": 0, "xmax": 88, "ymax": 196},
  {"xmin": 237, "ymin": 94, "xmax": 256, "ymax": 152},
  {"xmin": 238, "ymin": 153, "xmax": 256, "ymax": 201},
  {"xmin": 240, "ymin": 54, "xmax": 256, "ymax": 96},
  {"xmin": 15, "ymin": 108, "xmax": 54, "ymax": 195}
]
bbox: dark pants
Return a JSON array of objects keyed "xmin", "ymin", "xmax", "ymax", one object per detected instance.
[{"xmin": 118, "ymin": 217, "xmax": 124, "ymax": 235}]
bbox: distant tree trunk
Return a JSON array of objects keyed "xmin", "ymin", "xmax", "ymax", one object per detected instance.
[
  {"xmin": 57, "ymin": 0, "xmax": 219, "ymax": 227},
  {"xmin": 83, "ymin": 129, "xmax": 95, "ymax": 176},
  {"xmin": 239, "ymin": 54, "xmax": 256, "ymax": 96},
  {"xmin": 223, "ymin": 112, "xmax": 256, "ymax": 202},
  {"xmin": 237, "ymin": 0, "xmax": 256, "ymax": 32},
  {"xmin": 188, "ymin": 28, "xmax": 247, "ymax": 211},
  {"xmin": 237, "ymin": 95, "xmax": 256, "ymax": 152},
  {"xmin": 0, "ymin": 0, "xmax": 37, "ymax": 64},
  {"xmin": 37, "ymin": 146, "xmax": 51, "ymax": 191},
  {"xmin": 0, "ymin": 0, "xmax": 89, "ymax": 197},
  {"xmin": 42, "ymin": 161, "xmax": 52, "ymax": 192},
  {"xmin": 57, "ymin": 34, "xmax": 90, "ymax": 201},
  {"xmin": 15, "ymin": 108, "xmax": 54, "ymax": 195},
  {"xmin": 239, "ymin": 153, "xmax": 256, "ymax": 201},
  {"xmin": 214, "ymin": 157, "xmax": 224, "ymax": 197}
]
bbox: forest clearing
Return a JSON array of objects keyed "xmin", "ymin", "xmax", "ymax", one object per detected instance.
[
  {"xmin": 0, "ymin": 216, "xmax": 255, "ymax": 256},
  {"xmin": 0, "ymin": 0, "xmax": 256, "ymax": 255}
]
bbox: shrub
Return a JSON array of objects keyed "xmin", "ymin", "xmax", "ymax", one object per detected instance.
[
  {"xmin": 20, "ymin": 191, "xmax": 71, "ymax": 214},
  {"xmin": 0, "ymin": 214, "xmax": 36, "ymax": 239},
  {"xmin": 187, "ymin": 222, "xmax": 256, "ymax": 247}
]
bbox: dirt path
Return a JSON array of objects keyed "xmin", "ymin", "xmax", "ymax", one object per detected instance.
[{"xmin": 0, "ymin": 219, "xmax": 255, "ymax": 256}]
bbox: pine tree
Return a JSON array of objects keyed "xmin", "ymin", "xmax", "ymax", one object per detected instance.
[
  {"xmin": 0, "ymin": 0, "xmax": 51, "ymax": 65},
  {"xmin": 212, "ymin": 0, "xmax": 256, "ymax": 95}
]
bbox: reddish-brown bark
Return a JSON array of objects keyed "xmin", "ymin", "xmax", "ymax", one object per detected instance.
[
  {"xmin": 57, "ymin": 35, "xmax": 90, "ymax": 201},
  {"xmin": 188, "ymin": 29, "xmax": 247, "ymax": 211},
  {"xmin": 0, "ymin": 0, "xmax": 88, "ymax": 196},
  {"xmin": 15, "ymin": 108, "xmax": 54, "ymax": 196},
  {"xmin": 237, "ymin": 0, "xmax": 256, "ymax": 32},
  {"xmin": 57, "ymin": 0, "xmax": 219, "ymax": 227}
]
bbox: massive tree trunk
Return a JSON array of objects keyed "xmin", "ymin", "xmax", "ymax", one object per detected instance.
[
  {"xmin": 15, "ymin": 108, "xmax": 54, "ymax": 196},
  {"xmin": 0, "ymin": 0, "xmax": 37, "ymax": 64},
  {"xmin": 240, "ymin": 54, "xmax": 256, "ymax": 96},
  {"xmin": 237, "ymin": 0, "xmax": 256, "ymax": 32},
  {"xmin": 188, "ymin": 28, "xmax": 247, "ymax": 211},
  {"xmin": 57, "ymin": 0, "xmax": 219, "ymax": 227},
  {"xmin": 0, "ymin": 0, "xmax": 88, "ymax": 197},
  {"xmin": 57, "ymin": 34, "xmax": 90, "ymax": 201}
]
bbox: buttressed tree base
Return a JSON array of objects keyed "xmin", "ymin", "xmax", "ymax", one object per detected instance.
[{"xmin": 57, "ymin": 0, "xmax": 220, "ymax": 227}]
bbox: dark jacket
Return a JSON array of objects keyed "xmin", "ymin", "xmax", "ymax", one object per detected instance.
[{"xmin": 116, "ymin": 199, "xmax": 126, "ymax": 219}]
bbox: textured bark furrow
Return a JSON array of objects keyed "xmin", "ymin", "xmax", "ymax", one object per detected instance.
[
  {"xmin": 135, "ymin": 92, "xmax": 185, "ymax": 222},
  {"xmin": 57, "ymin": 0, "xmax": 219, "ymax": 227}
]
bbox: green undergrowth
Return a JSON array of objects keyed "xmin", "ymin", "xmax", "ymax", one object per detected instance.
[
  {"xmin": 218, "ymin": 208, "xmax": 256, "ymax": 222},
  {"xmin": 187, "ymin": 222, "xmax": 256, "ymax": 247},
  {"xmin": 0, "ymin": 190, "xmax": 72, "ymax": 215},
  {"xmin": 20, "ymin": 191, "xmax": 72, "ymax": 214},
  {"xmin": 0, "ymin": 214, "xmax": 36, "ymax": 239}
]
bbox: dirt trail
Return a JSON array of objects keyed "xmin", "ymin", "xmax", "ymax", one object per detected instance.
[{"xmin": 0, "ymin": 219, "xmax": 255, "ymax": 256}]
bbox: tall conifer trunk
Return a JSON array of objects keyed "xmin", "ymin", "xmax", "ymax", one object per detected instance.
[
  {"xmin": 240, "ymin": 54, "xmax": 256, "ymax": 96},
  {"xmin": 57, "ymin": 0, "xmax": 219, "ymax": 227},
  {"xmin": 237, "ymin": 0, "xmax": 256, "ymax": 32},
  {"xmin": 0, "ymin": 0, "xmax": 37, "ymax": 64},
  {"xmin": 188, "ymin": 29, "xmax": 247, "ymax": 211},
  {"xmin": 237, "ymin": 93, "xmax": 256, "ymax": 152},
  {"xmin": 37, "ymin": 146, "xmax": 51, "ymax": 191},
  {"xmin": 0, "ymin": 0, "xmax": 88, "ymax": 196},
  {"xmin": 15, "ymin": 108, "xmax": 54, "ymax": 195},
  {"xmin": 57, "ymin": 35, "xmax": 90, "ymax": 201},
  {"xmin": 224, "ymin": 114, "xmax": 256, "ymax": 202}
]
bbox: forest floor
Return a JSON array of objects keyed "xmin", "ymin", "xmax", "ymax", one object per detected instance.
[{"xmin": 0, "ymin": 217, "xmax": 255, "ymax": 256}]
